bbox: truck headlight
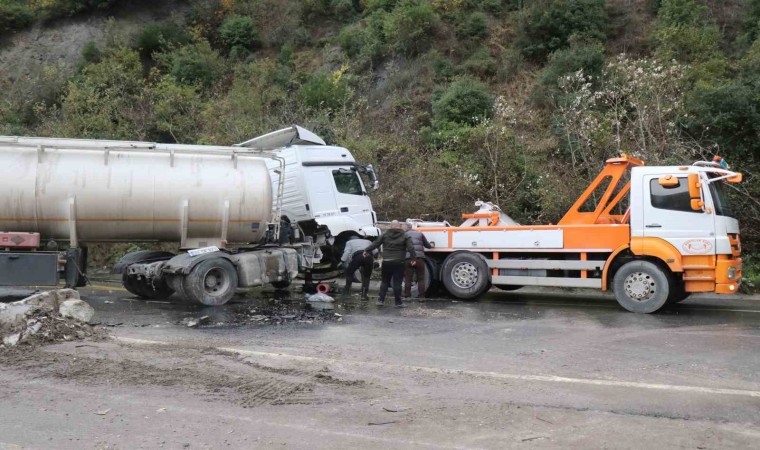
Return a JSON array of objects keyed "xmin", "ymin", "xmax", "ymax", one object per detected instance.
[{"xmin": 728, "ymin": 266, "xmax": 736, "ymax": 280}]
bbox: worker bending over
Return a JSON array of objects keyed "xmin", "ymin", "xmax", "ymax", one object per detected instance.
[{"xmin": 341, "ymin": 234, "xmax": 377, "ymax": 300}]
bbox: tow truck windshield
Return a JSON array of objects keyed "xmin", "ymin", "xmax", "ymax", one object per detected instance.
[{"xmin": 708, "ymin": 177, "xmax": 735, "ymax": 218}]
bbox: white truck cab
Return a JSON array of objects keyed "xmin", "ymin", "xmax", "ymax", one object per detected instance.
[
  {"xmin": 631, "ymin": 163, "xmax": 740, "ymax": 262},
  {"xmin": 237, "ymin": 126, "xmax": 380, "ymax": 263}
]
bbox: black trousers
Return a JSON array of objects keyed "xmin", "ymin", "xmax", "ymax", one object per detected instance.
[
  {"xmin": 378, "ymin": 260, "xmax": 405, "ymax": 304},
  {"xmin": 345, "ymin": 251, "xmax": 373, "ymax": 290}
]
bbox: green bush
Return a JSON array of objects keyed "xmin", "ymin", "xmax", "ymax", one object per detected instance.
[
  {"xmin": 517, "ymin": 0, "xmax": 608, "ymax": 61},
  {"xmin": 456, "ymin": 11, "xmax": 489, "ymax": 41},
  {"xmin": 683, "ymin": 82, "xmax": 760, "ymax": 161},
  {"xmin": 653, "ymin": 0, "xmax": 722, "ymax": 63},
  {"xmin": 219, "ymin": 15, "xmax": 259, "ymax": 53},
  {"xmin": 0, "ymin": 1, "xmax": 35, "ymax": 32},
  {"xmin": 0, "ymin": 0, "xmax": 36, "ymax": 31},
  {"xmin": 497, "ymin": 46, "xmax": 525, "ymax": 81},
  {"xmin": 49, "ymin": 48, "xmax": 148, "ymax": 139},
  {"xmin": 364, "ymin": 0, "xmax": 399, "ymax": 12},
  {"xmin": 136, "ymin": 22, "xmax": 191, "ymax": 59},
  {"xmin": 536, "ymin": 39, "xmax": 605, "ymax": 101},
  {"xmin": 432, "ymin": 76, "xmax": 493, "ymax": 126},
  {"xmin": 163, "ymin": 43, "xmax": 225, "ymax": 88},
  {"xmin": 151, "ymin": 76, "xmax": 203, "ymax": 143},
  {"xmin": 459, "ymin": 47, "xmax": 497, "ymax": 78},
  {"xmin": 81, "ymin": 40, "xmax": 101, "ymax": 63},
  {"xmin": 426, "ymin": 50, "xmax": 454, "ymax": 81},
  {"xmin": 0, "ymin": 0, "xmax": 119, "ymax": 33},
  {"xmin": 739, "ymin": 253, "xmax": 760, "ymax": 294},
  {"xmin": 299, "ymin": 70, "xmax": 352, "ymax": 110},
  {"xmin": 338, "ymin": 10, "xmax": 388, "ymax": 63},
  {"xmin": 302, "ymin": 0, "xmax": 360, "ymax": 20},
  {"xmin": 384, "ymin": 0, "xmax": 440, "ymax": 56}
]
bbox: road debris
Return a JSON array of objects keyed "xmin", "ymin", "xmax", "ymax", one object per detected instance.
[
  {"xmin": 94, "ymin": 409, "xmax": 111, "ymax": 416},
  {"xmin": 1, "ymin": 290, "xmax": 105, "ymax": 347},
  {"xmin": 59, "ymin": 299, "xmax": 95, "ymax": 323},
  {"xmin": 306, "ymin": 293, "xmax": 334, "ymax": 303},
  {"xmin": 382, "ymin": 406, "xmax": 411, "ymax": 413}
]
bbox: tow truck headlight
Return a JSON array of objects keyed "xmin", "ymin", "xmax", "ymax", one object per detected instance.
[{"xmin": 728, "ymin": 266, "xmax": 736, "ymax": 280}]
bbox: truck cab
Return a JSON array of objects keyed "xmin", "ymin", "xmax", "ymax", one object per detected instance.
[
  {"xmin": 630, "ymin": 162, "xmax": 742, "ymax": 295},
  {"xmin": 237, "ymin": 126, "xmax": 380, "ymax": 264}
]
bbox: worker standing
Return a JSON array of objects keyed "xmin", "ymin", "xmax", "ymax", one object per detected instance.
[
  {"xmin": 364, "ymin": 220, "xmax": 416, "ymax": 308},
  {"xmin": 340, "ymin": 234, "xmax": 376, "ymax": 301},
  {"xmin": 403, "ymin": 222, "xmax": 434, "ymax": 299}
]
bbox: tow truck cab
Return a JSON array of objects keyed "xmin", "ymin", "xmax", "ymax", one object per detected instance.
[{"xmin": 630, "ymin": 162, "xmax": 743, "ymax": 295}]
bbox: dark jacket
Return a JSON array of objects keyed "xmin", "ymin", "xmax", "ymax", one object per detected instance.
[
  {"xmin": 365, "ymin": 228, "xmax": 415, "ymax": 262},
  {"xmin": 405, "ymin": 230, "xmax": 431, "ymax": 259}
]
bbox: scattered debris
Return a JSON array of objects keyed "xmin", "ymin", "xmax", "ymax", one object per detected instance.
[
  {"xmin": 59, "ymin": 299, "xmax": 95, "ymax": 323},
  {"xmin": 368, "ymin": 421, "xmax": 397, "ymax": 426},
  {"xmin": 306, "ymin": 293, "xmax": 334, "ymax": 303},
  {"xmin": 382, "ymin": 406, "xmax": 411, "ymax": 413},
  {"xmin": 177, "ymin": 299, "xmax": 341, "ymax": 328},
  {"xmin": 1, "ymin": 290, "xmax": 105, "ymax": 348},
  {"xmin": 521, "ymin": 436, "xmax": 548, "ymax": 442}
]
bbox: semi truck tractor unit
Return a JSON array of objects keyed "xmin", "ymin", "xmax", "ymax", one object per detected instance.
[
  {"xmin": 417, "ymin": 155, "xmax": 743, "ymax": 313},
  {"xmin": 0, "ymin": 126, "xmax": 379, "ymax": 305}
]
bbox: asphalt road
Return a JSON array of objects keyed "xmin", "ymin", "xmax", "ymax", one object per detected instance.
[{"xmin": 2, "ymin": 283, "xmax": 760, "ymax": 449}]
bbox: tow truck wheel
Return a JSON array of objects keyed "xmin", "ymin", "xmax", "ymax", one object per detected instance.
[
  {"xmin": 612, "ymin": 260, "xmax": 671, "ymax": 313},
  {"xmin": 182, "ymin": 258, "xmax": 238, "ymax": 306},
  {"xmin": 441, "ymin": 252, "xmax": 491, "ymax": 300}
]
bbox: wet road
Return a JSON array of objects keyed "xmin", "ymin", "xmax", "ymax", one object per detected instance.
[{"xmin": 2, "ymin": 283, "xmax": 760, "ymax": 449}]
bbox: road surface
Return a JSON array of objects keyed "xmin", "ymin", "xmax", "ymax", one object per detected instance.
[{"xmin": 2, "ymin": 284, "xmax": 760, "ymax": 449}]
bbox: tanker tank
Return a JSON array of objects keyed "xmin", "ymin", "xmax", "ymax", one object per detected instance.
[{"xmin": 0, "ymin": 137, "xmax": 275, "ymax": 249}]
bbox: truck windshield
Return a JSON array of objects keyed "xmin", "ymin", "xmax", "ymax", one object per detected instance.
[{"xmin": 708, "ymin": 179, "xmax": 735, "ymax": 218}]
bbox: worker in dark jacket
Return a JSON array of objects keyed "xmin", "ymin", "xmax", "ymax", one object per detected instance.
[
  {"xmin": 403, "ymin": 222, "xmax": 434, "ymax": 299},
  {"xmin": 364, "ymin": 220, "xmax": 416, "ymax": 307}
]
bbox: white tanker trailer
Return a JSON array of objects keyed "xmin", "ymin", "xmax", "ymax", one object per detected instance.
[{"xmin": 0, "ymin": 126, "xmax": 379, "ymax": 305}]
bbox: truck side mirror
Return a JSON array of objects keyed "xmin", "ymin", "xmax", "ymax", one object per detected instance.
[
  {"xmin": 687, "ymin": 174, "xmax": 704, "ymax": 211},
  {"xmin": 687, "ymin": 174, "xmax": 700, "ymax": 198},
  {"xmin": 728, "ymin": 173, "xmax": 743, "ymax": 183},
  {"xmin": 658, "ymin": 175, "xmax": 679, "ymax": 187}
]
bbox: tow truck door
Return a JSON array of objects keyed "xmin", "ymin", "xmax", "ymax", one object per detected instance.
[{"xmin": 642, "ymin": 174, "xmax": 715, "ymax": 256}]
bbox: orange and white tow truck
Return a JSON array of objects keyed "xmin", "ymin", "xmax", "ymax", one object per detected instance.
[{"xmin": 416, "ymin": 155, "xmax": 743, "ymax": 313}]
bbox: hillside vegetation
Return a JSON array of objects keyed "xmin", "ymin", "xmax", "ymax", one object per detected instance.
[{"xmin": 1, "ymin": 0, "xmax": 758, "ymax": 288}]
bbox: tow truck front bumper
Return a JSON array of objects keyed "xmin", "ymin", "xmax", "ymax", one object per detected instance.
[{"xmin": 715, "ymin": 256, "xmax": 742, "ymax": 294}]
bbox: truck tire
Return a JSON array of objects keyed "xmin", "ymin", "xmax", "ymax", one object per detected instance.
[
  {"xmin": 441, "ymin": 252, "xmax": 491, "ymax": 300},
  {"xmin": 612, "ymin": 260, "xmax": 671, "ymax": 313},
  {"xmin": 181, "ymin": 258, "xmax": 238, "ymax": 306}
]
